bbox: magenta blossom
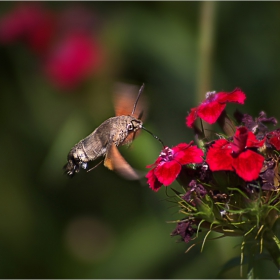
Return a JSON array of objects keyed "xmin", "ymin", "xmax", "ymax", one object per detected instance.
[
  {"xmin": 44, "ymin": 33, "xmax": 103, "ymax": 89},
  {"xmin": 186, "ymin": 88, "xmax": 246, "ymax": 127},
  {"xmin": 0, "ymin": 3, "xmax": 54, "ymax": 54},
  {"xmin": 0, "ymin": 3, "xmax": 104, "ymax": 90},
  {"xmin": 206, "ymin": 126, "xmax": 265, "ymax": 181},
  {"xmin": 146, "ymin": 142, "xmax": 204, "ymax": 191}
]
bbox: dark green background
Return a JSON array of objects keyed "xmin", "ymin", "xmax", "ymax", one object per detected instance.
[{"xmin": 1, "ymin": 1, "xmax": 280, "ymax": 278}]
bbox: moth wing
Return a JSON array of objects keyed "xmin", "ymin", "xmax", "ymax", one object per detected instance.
[
  {"xmin": 104, "ymin": 144, "xmax": 141, "ymax": 180},
  {"xmin": 113, "ymin": 82, "xmax": 148, "ymax": 121}
]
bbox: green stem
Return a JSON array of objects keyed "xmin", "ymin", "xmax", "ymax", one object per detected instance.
[
  {"xmin": 196, "ymin": 1, "xmax": 217, "ymax": 139},
  {"xmin": 263, "ymin": 229, "xmax": 280, "ymax": 275},
  {"xmin": 246, "ymin": 247, "xmax": 255, "ymax": 279}
]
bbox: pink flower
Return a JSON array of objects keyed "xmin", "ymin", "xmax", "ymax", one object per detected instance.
[
  {"xmin": 43, "ymin": 33, "xmax": 103, "ymax": 89},
  {"xmin": 146, "ymin": 142, "xmax": 204, "ymax": 191},
  {"xmin": 206, "ymin": 126, "xmax": 265, "ymax": 181},
  {"xmin": 186, "ymin": 88, "xmax": 246, "ymax": 127},
  {"xmin": 0, "ymin": 3, "xmax": 54, "ymax": 53},
  {"xmin": 0, "ymin": 4, "xmax": 105, "ymax": 90}
]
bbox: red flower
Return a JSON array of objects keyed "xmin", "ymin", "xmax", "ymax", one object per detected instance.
[
  {"xmin": 206, "ymin": 127, "xmax": 265, "ymax": 181},
  {"xmin": 186, "ymin": 88, "xmax": 246, "ymax": 128},
  {"xmin": 0, "ymin": 3, "xmax": 55, "ymax": 54},
  {"xmin": 0, "ymin": 4, "xmax": 105, "ymax": 90},
  {"xmin": 146, "ymin": 142, "xmax": 204, "ymax": 192},
  {"xmin": 267, "ymin": 130, "xmax": 280, "ymax": 150},
  {"xmin": 43, "ymin": 33, "xmax": 103, "ymax": 89}
]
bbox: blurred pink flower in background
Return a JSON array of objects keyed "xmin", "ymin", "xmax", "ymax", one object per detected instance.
[
  {"xmin": 44, "ymin": 33, "xmax": 103, "ymax": 89},
  {"xmin": 0, "ymin": 2, "xmax": 104, "ymax": 90},
  {"xmin": 0, "ymin": 3, "xmax": 55, "ymax": 54}
]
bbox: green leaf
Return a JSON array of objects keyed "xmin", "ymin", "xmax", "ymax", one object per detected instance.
[{"xmin": 263, "ymin": 229, "xmax": 280, "ymax": 270}]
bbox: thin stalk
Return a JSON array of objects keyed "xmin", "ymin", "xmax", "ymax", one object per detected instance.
[{"xmin": 196, "ymin": 1, "xmax": 217, "ymax": 138}]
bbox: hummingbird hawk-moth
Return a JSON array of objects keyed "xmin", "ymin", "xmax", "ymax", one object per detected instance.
[{"xmin": 64, "ymin": 83, "xmax": 161, "ymax": 180}]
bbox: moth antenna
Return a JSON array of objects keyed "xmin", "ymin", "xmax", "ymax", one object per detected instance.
[
  {"xmin": 87, "ymin": 160, "xmax": 104, "ymax": 173},
  {"xmin": 131, "ymin": 83, "xmax": 145, "ymax": 116},
  {"xmin": 141, "ymin": 126, "xmax": 165, "ymax": 148}
]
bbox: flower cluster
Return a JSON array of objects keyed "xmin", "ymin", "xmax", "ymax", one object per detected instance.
[
  {"xmin": 0, "ymin": 3, "xmax": 104, "ymax": 89},
  {"xmin": 146, "ymin": 88, "xmax": 280, "ymax": 273}
]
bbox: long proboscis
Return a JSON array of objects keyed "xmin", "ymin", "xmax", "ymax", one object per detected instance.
[
  {"xmin": 131, "ymin": 83, "xmax": 145, "ymax": 116},
  {"xmin": 141, "ymin": 126, "xmax": 165, "ymax": 148}
]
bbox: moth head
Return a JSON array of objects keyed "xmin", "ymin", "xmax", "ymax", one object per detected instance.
[{"xmin": 126, "ymin": 117, "xmax": 143, "ymax": 133}]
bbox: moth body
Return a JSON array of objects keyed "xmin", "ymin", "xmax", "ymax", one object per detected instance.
[{"xmin": 65, "ymin": 115, "xmax": 142, "ymax": 177}]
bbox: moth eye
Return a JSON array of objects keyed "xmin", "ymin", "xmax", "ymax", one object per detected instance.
[{"xmin": 127, "ymin": 123, "xmax": 134, "ymax": 131}]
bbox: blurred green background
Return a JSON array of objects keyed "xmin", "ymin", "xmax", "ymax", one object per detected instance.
[{"xmin": 1, "ymin": 1, "xmax": 280, "ymax": 278}]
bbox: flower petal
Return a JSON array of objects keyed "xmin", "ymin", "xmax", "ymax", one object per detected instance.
[
  {"xmin": 231, "ymin": 126, "xmax": 248, "ymax": 153},
  {"xmin": 172, "ymin": 142, "xmax": 191, "ymax": 154},
  {"xmin": 197, "ymin": 101, "xmax": 226, "ymax": 124},
  {"xmin": 216, "ymin": 88, "xmax": 246, "ymax": 104},
  {"xmin": 146, "ymin": 169, "xmax": 162, "ymax": 191},
  {"xmin": 232, "ymin": 150, "xmax": 264, "ymax": 181},
  {"xmin": 154, "ymin": 161, "xmax": 181, "ymax": 186},
  {"xmin": 173, "ymin": 144, "xmax": 204, "ymax": 165},
  {"xmin": 206, "ymin": 139, "xmax": 234, "ymax": 171},
  {"xmin": 186, "ymin": 107, "xmax": 197, "ymax": 128},
  {"xmin": 268, "ymin": 131, "xmax": 280, "ymax": 150},
  {"xmin": 246, "ymin": 131, "xmax": 265, "ymax": 148}
]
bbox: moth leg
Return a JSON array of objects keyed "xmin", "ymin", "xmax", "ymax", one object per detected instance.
[{"xmin": 86, "ymin": 160, "xmax": 104, "ymax": 173}]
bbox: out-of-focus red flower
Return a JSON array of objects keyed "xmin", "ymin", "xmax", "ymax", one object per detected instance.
[
  {"xmin": 186, "ymin": 88, "xmax": 246, "ymax": 128},
  {"xmin": 0, "ymin": 3, "xmax": 55, "ymax": 53},
  {"xmin": 146, "ymin": 142, "xmax": 204, "ymax": 192},
  {"xmin": 0, "ymin": 3, "xmax": 105, "ymax": 90},
  {"xmin": 206, "ymin": 126, "xmax": 265, "ymax": 181},
  {"xmin": 43, "ymin": 33, "xmax": 103, "ymax": 89},
  {"xmin": 267, "ymin": 129, "xmax": 280, "ymax": 150}
]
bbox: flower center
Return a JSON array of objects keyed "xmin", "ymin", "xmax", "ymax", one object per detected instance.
[
  {"xmin": 205, "ymin": 90, "xmax": 217, "ymax": 103},
  {"xmin": 160, "ymin": 147, "xmax": 174, "ymax": 162}
]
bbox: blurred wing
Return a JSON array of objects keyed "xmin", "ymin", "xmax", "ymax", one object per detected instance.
[
  {"xmin": 104, "ymin": 144, "xmax": 141, "ymax": 180},
  {"xmin": 121, "ymin": 130, "xmax": 141, "ymax": 146},
  {"xmin": 113, "ymin": 82, "xmax": 148, "ymax": 121},
  {"xmin": 113, "ymin": 82, "xmax": 148, "ymax": 145}
]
